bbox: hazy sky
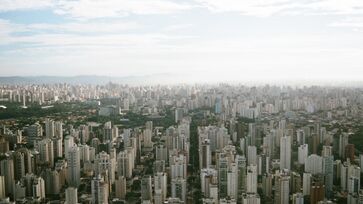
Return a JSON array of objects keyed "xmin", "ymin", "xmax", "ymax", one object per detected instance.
[{"xmin": 0, "ymin": 0, "xmax": 363, "ymax": 81}]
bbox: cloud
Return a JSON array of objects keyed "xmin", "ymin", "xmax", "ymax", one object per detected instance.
[
  {"xmin": 330, "ymin": 17, "xmax": 363, "ymax": 28},
  {"xmin": 2, "ymin": 0, "xmax": 363, "ymax": 18},
  {"xmin": 0, "ymin": 18, "xmax": 194, "ymax": 49},
  {"xmin": 194, "ymin": 0, "xmax": 363, "ymax": 16},
  {"xmin": 54, "ymin": 0, "xmax": 194, "ymax": 19},
  {"xmin": 0, "ymin": 0, "xmax": 53, "ymax": 12},
  {"xmin": 28, "ymin": 21, "xmax": 142, "ymax": 34}
]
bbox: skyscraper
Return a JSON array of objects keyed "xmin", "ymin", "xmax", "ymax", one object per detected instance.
[
  {"xmin": 91, "ymin": 175, "xmax": 109, "ymax": 204},
  {"xmin": 65, "ymin": 187, "xmax": 78, "ymax": 204},
  {"xmin": 280, "ymin": 136, "xmax": 291, "ymax": 170},
  {"xmin": 141, "ymin": 175, "xmax": 153, "ymax": 202},
  {"xmin": 67, "ymin": 146, "xmax": 80, "ymax": 187},
  {"xmin": 154, "ymin": 172, "xmax": 167, "ymax": 201},
  {"xmin": 37, "ymin": 138, "xmax": 54, "ymax": 167},
  {"xmin": 200, "ymin": 139, "xmax": 211, "ymax": 169},
  {"xmin": 0, "ymin": 176, "xmax": 5, "ymax": 199},
  {"xmin": 247, "ymin": 164, "xmax": 257, "ymax": 194},
  {"xmin": 275, "ymin": 171, "xmax": 290, "ymax": 204},
  {"xmin": 45, "ymin": 118, "xmax": 55, "ymax": 138},
  {"xmin": 171, "ymin": 178, "xmax": 187, "ymax": 202},
  {"xmin": 323, "ymin": 155, "xmax": 334, "ymax": 198},
  {"xmin": 218, "ymin": 154, "xmax": 228, "ymax": 198},
  {"xmin": 298, "ymin": 144, "xmax": 308, "ymax": 165}
]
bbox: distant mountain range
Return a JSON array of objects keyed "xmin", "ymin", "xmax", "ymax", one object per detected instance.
[{"xmin": 0, "ymin": 74, "xmax": 181, "ymax": 85}]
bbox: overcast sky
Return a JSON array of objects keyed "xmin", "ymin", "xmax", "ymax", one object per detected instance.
[{"xmin": 0, "ymin": 0, "xmax": 363, "ymax": 82}]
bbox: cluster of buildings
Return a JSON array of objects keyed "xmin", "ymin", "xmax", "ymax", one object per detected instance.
[{"xmin": 0, "ymin": 83, "xmax": 363, "ymax": 204}]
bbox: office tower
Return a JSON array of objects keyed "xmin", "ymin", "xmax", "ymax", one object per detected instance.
[
  {"xmin": 54, "ymin": 121, "xmax": 63, "ymax": 139},
  {"xmin": 0, "ymin": 156, "xmax": 15, "ymax": 196},
  {"xmin": 117, "ymin": 150, "xmax": 133, "ymax": 179},
  {"xmin": 91, "ymin": 137, "xmax": 101, "ymax": 154},
  {"xmin": 32, "ymin": 176, "xmax": 46, "ymax": 200},
  {"xmin": 91, "ymin": 175, "xmax": 109, "ymax": 204},
  {"xmin": 216, "ymin": 126, "xmax": 229, "ymax": 151},
  {"xmin": 53, "ymin": 137, "xmax": 63, "ymax": 158},
  {"xmin": 262, "ymin": 173, "xmax": 272, "ymax": 198},
  {"xmin": 65, "ymin": 187, "xmax": 78, "ymax": 204},
  {"xmin": 141, "ymin": 175, "xmax": 153, "ymax": 201},
  {"xmin": 248, "ymin": 123, "xmax": 256, "ymax": 146},
  {"xmin": 305, "ymin": 154, "xmax": 323, "ymax": 174},
  {"xmin": 242, "ymin": 193, "xmax": 260, "ymax": 204},
  {"xmin": 236, "ymin": 155, "xmax": 247, "ymax": 196},
  {"xmin": 358, "ymin": 190, "xmax": 363, "ymax": 203},
  {"xmin": 292, "ymin": 193, "xmax": 304, "ymax": 204},
  {"xmin": 67, "ymin": 146, "xmax": 80, "ymax": 187},
  {"xmin": 247, "ymin": 164, "xmax": 257, "ymax": 194},
  {"xmin": 275, "ymin": 171, "xmax": 290, "ymax": 204},
  {"xmin": 345, "ymin": 144, "xmax": 355, "ymax": 161},
  {"xmin": 170, "ymin": 154, "xmax": 187, "ymax": 179},
  {"xmin": 115, "ymin": 176, "xmax": 126, "ymax": 200},
  {"xmin": 264, "ymin": 133, "xmax": 275, "ymax": 158},
  {"xmin": 55, "ymin": 160, "xmax": 67, "ymax": 187},
  {"xmin": 240, "ymin": 137, "xmax": 246, "ymax": 155},
  {"xmin": 112, "ymin": 126, "xmax": 118, "ymax": 141},
  {"xmin": 303, "ymin": 173, "xmax": 312, "ymax": 196},
  {"xmin": 64, "ymin": 136, "xmax": 75, "ymax": 160},
  {"xmin": 145, "ymin": 121, "xmax": 153, "ymax": 130},
  {"xmin": 171, "ymin": 178, "xmax": 187, "ymax": 202},
  {"xmin": 323, "ymin": 156, "xmax": 334, "ymax": 198},
  {"xmin": 154, "ymin": 160, "xmax": 166, "ymax": 173},
  {"xmin": 200, "ymin": 168, "xmax": 218, "ymax": 198},
  {"xmin": 27, "ymin": 123, "xmax": 42, "ymax": 145},
  {"xmin": 154, "ymin": 189, "xmax": 163, "ymax": 204},
  {"xmin": 311, "ymin": 182, "xmax": 325, "ymax": 204},
  {"xmin": 79, "ymin": 144, "xmax": 90, "ymax": 162},
  {"xmin": 45, "ymin": 118, "xmax": 55, "ymax": 138},
  {"xmin": 0, "ymin": 136, "xmax": 9, "ymax": 154},
  {"xmin": 296, "ymin": 129, "xmax": 305, "ymax": 145},
  {"xmin": 348, "ymin": 176, "xmax": 360, "ymax": 194},
  {"xmin": 154, "ymin": 172, "xmax": 167, "ymax": 201},
  {"xmin": 13, "ymin": 150, "xmax": 26, "ymax": 181},
  {"xmin": 339, "ymin": 134, "xmax": 349, "ymax": 158},
  {"xmin": 348, "ymin": 193, "xmax": 359, "ymax": 204},
  {"xmin": 247, "ymin": 146, "xmax": 257, "ymax": 166},
  {"xmin": 280, "ymin": 136, "xmax": 291, "ymax": 170},
  {"xmin": 298, "ymin": 144, "xmax": 308, "ymax": 165},
  {"xmin": 322, "ymin": 146, "xmax": 332, "ymax": 157},
  {"xmin": 341, "ymin": 162, "xmax": 348, "ymax": 191},
  {"xmin": 175, "ymin": 108, "xmax": 184, "ymax": 123},
  {"xmin": 42, "ymin": 168, "xmax": 60, "ymax": 195},
  {"xmin": 143, "ymin": 128, "xmax": 153, "ymax": 149},
  {"xmin": 200, "ymin": 139, "xmax": 211, "ymax": 169},
  {"xmin": 208, "ymin": 184, "xmax": 219, "ymax": 203},
  {"xmin": 0, "ymin": 176, "xmax": 5, "ymax": 199},
  {"xmin": 103, "ymin": 122, "xmax": 112, "ymax": 142},
  {"xmin": 37, "ymin": 138, "xmax": 54, "ymax": 167},
  {"xmin": 291, "ymin": 172, "xmax": 301, "ymax": 194},
  {"xmin": 79, "ymin": 125, "xmax": 89, "ymax": 144},
  {"xmin": 227, "ymin": 163, "xmax": 238, "ymax": 199},
  {"xmin": 218, "ymin": 154, "xmax": 228, "ymax": 198},
  {"xmin": 311, "ymin": 133, "xmax": 319, "ymax": 154},
  {"xmin": 95, "ymin": 151, "xmax": 115, "ymax": 184},
  {"xmin": 215, "ymin": 97, "xmax": 222, "ymax": 114},
  {"xmin": 347, "ymin": 165, "xmax": 360, "ymax": 193},
  {"xmin": 155, "ymin": 144, "xmax": 168, "ymax": 161}
]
